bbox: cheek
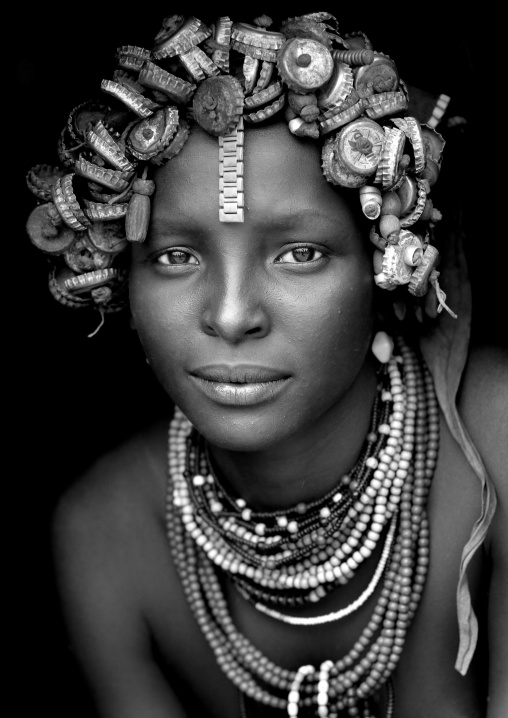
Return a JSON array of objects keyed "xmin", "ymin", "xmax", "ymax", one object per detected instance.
[
  {"xmin": 128, "ymin": 269, "xmax": 196, "ymax": 387},
  {"xmin": 285, "ymin": 255, "xmax": 375, "ymax": 416},
  {"xmin": 291, "ymin": 254, "xmax": 374, "ymax": 360}
]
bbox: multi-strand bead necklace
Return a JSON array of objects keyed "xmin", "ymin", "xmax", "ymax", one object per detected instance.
[{"xmin": 166, "ymin": 337, "xmax": 439, "ymax": 717}]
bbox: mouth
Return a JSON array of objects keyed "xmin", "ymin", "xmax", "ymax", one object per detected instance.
[{"xmin": 189, "ymin": 364, "xmax": 291, "ymax": 406}]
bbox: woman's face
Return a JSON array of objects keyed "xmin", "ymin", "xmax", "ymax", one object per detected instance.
[{"xmin": 129, "ymin": 122, "xmax": 375, "ymax": 451}]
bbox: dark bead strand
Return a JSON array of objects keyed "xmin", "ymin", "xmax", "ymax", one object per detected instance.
[{"xmin": 195, "ymin": 378, "xmax": 392, "ymax": 551}]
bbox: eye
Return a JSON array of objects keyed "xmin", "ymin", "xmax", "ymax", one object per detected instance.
[
  {"xmin": 276, "ymin": 246, "xmax": 325, "ymax": 264},
  {"xmin": 155, "ymin": 249, "xmax": 199, "ymax": 266}
]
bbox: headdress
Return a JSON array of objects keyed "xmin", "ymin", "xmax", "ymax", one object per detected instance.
[{"xmin": 25, "ymin": 11, "xmax": 454, "ymax": 318}]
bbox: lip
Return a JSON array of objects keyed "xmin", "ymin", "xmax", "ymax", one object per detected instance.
[{"xmin": 189, "ymin": 364, "xmax": 291, "ymax": 406}]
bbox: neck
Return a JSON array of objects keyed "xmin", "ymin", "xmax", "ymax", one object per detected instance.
[{"xmin": 208, "ymin": 357, "xmax": 378, "ymax": 511}]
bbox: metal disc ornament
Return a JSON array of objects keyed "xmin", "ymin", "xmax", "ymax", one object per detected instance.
[
  {"xmin": 192, "ymin": 76, "xmax": 244, "ymax": 136},
  {"xmin": 321, "ymin": 136, "xmax": 368, "ymax": 188},
  {"xmin": 336, "ymin": 118, "xmax": 385, "ymax": 176},
  {"xmin": 277, "ymin": 37, "xmax": 334, "ymax": 93}
]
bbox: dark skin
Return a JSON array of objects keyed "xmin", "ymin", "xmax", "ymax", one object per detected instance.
[{"xmin": 53, "ymin": 123, "xmax": 508, "ymax": 718}]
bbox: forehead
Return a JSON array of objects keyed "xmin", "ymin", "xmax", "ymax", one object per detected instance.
[{"xmin": 150, "ymin": 121, "xmax": 359, "ymax": 232}]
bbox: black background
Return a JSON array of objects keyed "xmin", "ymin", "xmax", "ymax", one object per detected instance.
[{"xmin": 12, "ymin": 3, "xmax": 503, "ymax": 715}]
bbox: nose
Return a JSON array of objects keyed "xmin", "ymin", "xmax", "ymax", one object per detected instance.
[{"xmin": 201, "ymin": 264, "xmax": 270, "ymax": 343}]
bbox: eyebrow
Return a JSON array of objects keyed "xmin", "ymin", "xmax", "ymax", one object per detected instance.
[
  {"xmin": 148, "ymin": 208, "xmax": 345, "ymax": 239},
  {"xmin": 149, "ymin": 217, "xmax": 208, "ymax": 238},
  {"xmin": 257, "ymin": 208, "xmax": 344, "ymax": 230}
]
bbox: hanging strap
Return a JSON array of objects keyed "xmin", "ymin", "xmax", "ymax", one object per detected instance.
[{"xmin": 419, "ymin": 230, "xmax": 497, "ymax": 674}]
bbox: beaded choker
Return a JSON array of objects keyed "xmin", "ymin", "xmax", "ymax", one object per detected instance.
[{"xmin": 166, "ymin": 337, "xmax": 439, "ymax": 717}]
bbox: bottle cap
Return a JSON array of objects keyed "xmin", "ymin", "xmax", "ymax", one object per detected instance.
[
  {"xmin": 87, "ymin": 220, "xmax": 128, "ymax": 253},
  {"xmin": 316, "ymin": 61, "xmax": 353, "ymax": 112},
  {"xmin": 127, "ymin": 107, "xmax": 179, "ymax": 160},
  {"xmin": 26, "ymin": 165, "xmax": 66, "ymax": 201},
  {"xmin": 396, "ymin": 175, "xmax": 418, "ymax": 215},
  {"xmin": 138, "ymin": 61, "xmax": 196, "ymax": 104},
  {"xmin": 26, "ymin": 204, "xmax": 77, "ymax": 254},
  {"xmin": 52, "ymin": 174, "xmax": 91, "ymax": 231},
  {"xmin": 365, "ymin": 90, "xmax": 408, "ymax": 120},
  {"xmin": 101, "ymin": 80, "xmax": 159, "ymax": 118},
  {"xmin": 355, "ymin": 54, "xmax": 399, "ymax": 95},
  {"xmin": 86, "ymin": 122, "xmax": 135, "ymax": 173},
  {"xmin": 231, "ymin": 22, "xmax": 285, "ymax": 50},
  {"xmin": 277, "ymin": 37, "xmax": 334, "ymax": 93},
  {"xmin": 374, "ymin": 127, "xmax": 405, "ymax": 189},
  {"xmin": 193, "ymin": 76, "xmax": 244, "ymax": 136},
  {"xmin": 64, "ymin": 235, "xmax": 113, "ymax": 273},
  {"xmin": 421, "ymin": 125, "xmax": 446, "ymax": 165},
  {"xmin": 115, "ymin": 45, "xmax": 151, "ymax": 72},
  {"xmin": 210, "ymin": 17, "xmax": 232, "ymax": 72},
  {"xmin": 152, "ymin": 16, "xmax": 211, "ymax": 59},
  {"xmin": 335, "ymin": 118, "xmax": 385, "ymax": 176},
  {"xmin": 83, "ymin": 201, "xmax": 128, "ymax": 224},
  {"xmin": 322, "ymin": 137, "xmax": 369, "ymax": 188},
  {"xmin": 74, "ymin": 158, "xmax": 133, "ymax": 193},
  {"xmin": 392, "ymin": 117, "xmax": 425, "ymax": 173},
  {"xmin": 319, "ymin": 98, "xmax": 364, "ymax": 134},
  {"xmin": 408, "ymin": 245, "xmax": 439, "ymax": 297},
  {"xmin": 244, "ymin": 81, "xmax": 283, "ymax": 109},
  {"xmin": 244, "ymin": 94, "xmax": 286, "ymax": 123},
  {"xmin": 150, "ymin": 119, "xmax": 191, "ymax": 165}
]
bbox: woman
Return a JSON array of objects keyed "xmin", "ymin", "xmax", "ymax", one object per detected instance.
[{"xmin": 23, "ymin": 7, "xmax": 506, "ymax": 717}]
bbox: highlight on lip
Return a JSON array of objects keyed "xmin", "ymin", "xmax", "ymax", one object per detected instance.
[{"xmin": 189, "ymin": 365, "xmax": 291, "ymax": 406}]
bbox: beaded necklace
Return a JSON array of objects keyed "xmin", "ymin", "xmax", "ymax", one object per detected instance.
[{"xmin": 166, "ymin": 337, "xmax": 438, "ymax": 717}]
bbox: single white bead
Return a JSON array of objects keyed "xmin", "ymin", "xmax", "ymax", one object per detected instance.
[
  {"xmin": 371, "ymin": 330, "xmax": 394, "ymax": 363},
  {"xmin": 288, "ymin": 117, "xmax": 305, "ymax": 135}
]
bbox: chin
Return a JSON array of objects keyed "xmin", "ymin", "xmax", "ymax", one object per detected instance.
[{"xmin": 177, "ymin": 400, "xmax": 305, "ymax": 453}]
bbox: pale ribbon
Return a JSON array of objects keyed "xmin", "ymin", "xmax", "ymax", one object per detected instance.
[{"xmin": 419, "ymin": 230, "xmax": 497, "ymax": 675}]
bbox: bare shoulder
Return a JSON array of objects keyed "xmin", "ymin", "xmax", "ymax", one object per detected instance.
[
  {"xmin": 458, "ymin": 343, "xmax": 508, "ymax": 496},
  {"xmin": 53, "ymin": 416, "xmax": 168, "ymax": 547},
  {"xmin": 50, "ymin": 416, "xmax": 195, "ymax": 717},
  {"xmin": 51, "ymin": 415, "xmax": 171, "ymax": 625}
]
